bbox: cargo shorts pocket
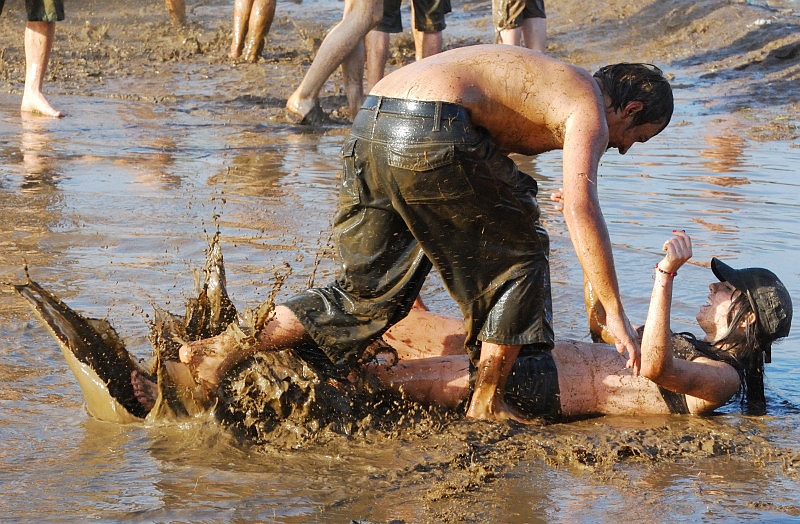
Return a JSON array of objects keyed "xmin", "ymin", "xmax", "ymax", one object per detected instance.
[
  {"xmin": 388, "ymin": 143, "xmax": 475, "ymax": 204},
  {"xmin": 339, "ymin": 138, "xmax": 361, "ymax": 208}
]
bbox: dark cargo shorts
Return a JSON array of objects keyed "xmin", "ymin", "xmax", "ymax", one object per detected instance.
[
  {"xmin": 503, "ymin": 350, "xmax": 561, "ymax": 420},
  {"xmin": 493, "ymin": 0, "xmax": 545, "ymax": 31},
  {"xmin": 284, "ymin": 95, "xmax": 554, "ymax": 372},
  {"xmin": 0, "ymin": 0, "xmax": 65, "ymax": 21},
  {"xmin": 378, "ymin": 0, "xmax": 451, "ymax": 33},
  {"xmin": 464, "ymin": 348, "xmax": 561, "ymax": 419}
]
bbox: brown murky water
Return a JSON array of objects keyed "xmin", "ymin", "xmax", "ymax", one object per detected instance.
[{"xmin": 1, "ymin": 0, "xmax": 799, "ymax": 521}]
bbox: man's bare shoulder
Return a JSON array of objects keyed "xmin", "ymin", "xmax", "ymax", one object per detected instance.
[
  {"xmin": 370, "ymin": 45, "xmax": 605, "ymax": 154},
  {"xmin": 371, "ymin": 44, "xmax": 591, "ymax": 102}
]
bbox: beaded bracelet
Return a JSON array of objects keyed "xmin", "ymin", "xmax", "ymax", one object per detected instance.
[{"xmin": 654, "ymin": 264, "xmax": 677, "ymax": 277}]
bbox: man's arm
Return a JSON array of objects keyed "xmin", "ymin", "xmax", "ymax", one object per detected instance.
[{"xmin": 560, "ymin": 113, "xmax": 640, "ymax": 372}]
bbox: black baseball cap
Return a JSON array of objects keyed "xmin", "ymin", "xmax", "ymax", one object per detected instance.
[{"xmin": 711, "ymin": 258, "xmax": 792, "ymax": 361}]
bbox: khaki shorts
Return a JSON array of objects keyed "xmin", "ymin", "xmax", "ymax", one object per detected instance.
[{"xmin": 0, "ymin": 0, "xmax": 65, "ymax": 21}]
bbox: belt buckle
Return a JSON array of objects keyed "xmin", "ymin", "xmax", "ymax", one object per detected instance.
[{"xmin": 403, "ymin": 99, "xmax": 421, "ymax": 114}]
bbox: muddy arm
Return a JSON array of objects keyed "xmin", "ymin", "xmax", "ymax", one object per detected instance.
[{"xmin": 584, "ymin": 273, "xmax": 616, "ymax": 344}]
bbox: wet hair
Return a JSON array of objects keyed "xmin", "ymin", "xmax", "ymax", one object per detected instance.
[
  {"xmin": 593, "ymin": 63, "xmax": 674, "ymax": 130},
  {"xmin": 704, "ymin": 292, "xmax": 772, "ymax": 414}
]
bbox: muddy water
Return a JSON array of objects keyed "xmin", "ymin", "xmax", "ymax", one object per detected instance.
[{"xmin": 1, "ymin": 4, "xmax": 800, "ymax": 523}]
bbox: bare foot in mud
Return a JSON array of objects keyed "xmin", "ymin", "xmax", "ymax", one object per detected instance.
[
  {"xmin": 178, "ymin": 333, "xmax": 240, "ymax": 391},
  {"xmin": 131, "ymin": 370, "xmax": 158, "ymax": 411},
  {"xmin": 466, "ymin": 395, "xmax": 533, "ymax": 424},
  {"xmin": 285, "ymin": 92, "xmax": 332, "ymax": 125},
  {"xmin": 228, "ymin": 43, "xmax": 243, "ymax": 60},
  {"xmin": 21, "ymin": 92, "xmax": 62, "ymax": 118}
]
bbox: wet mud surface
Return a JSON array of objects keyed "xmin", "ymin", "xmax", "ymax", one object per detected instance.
[
  {"xmin": 1, "ymin": 0, "xmax": 798, "ymax": 521},
  {"xmin": 0, "ymin": 0, "xmax": 797, "ymax": 136}
]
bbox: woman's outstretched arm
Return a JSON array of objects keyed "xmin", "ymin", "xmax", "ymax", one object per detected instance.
[{"xmin": 639, "ymin": 231, "xmax": 740, "ymax": 413}]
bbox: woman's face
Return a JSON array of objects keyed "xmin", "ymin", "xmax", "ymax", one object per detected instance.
[{"xmin": 696, "ymin": 281, "xmax": 741, "ymax": 341}]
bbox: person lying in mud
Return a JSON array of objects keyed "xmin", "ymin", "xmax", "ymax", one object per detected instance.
[
  {"xmin": 367, "ymin": 231, "xmax": 792, "ymax": 417},
  {"xmin": 181, "ymin": 46, "xmax": 675, "ymax": 423},
  {"xmin": 128, "ymin": 231, "xmax": 791, "ymax": 420}
]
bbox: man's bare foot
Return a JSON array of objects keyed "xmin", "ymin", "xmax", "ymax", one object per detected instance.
[
  {"xmin": 466, "ymin": 395, "xmax": 533, "ymax": 424},
  {"xmin": 178, "ymin": 332, "xmax": 241, "ymax": 391},
  {"xmin": 21, "ymin": 92, "xmax": 62, "ymax": 118},
  {"xmin": 131, "ymin": 370, "xmax": 158, "ymax": 412},
  {"xmin": 286, "ymin": 91, "xmax": 315, "ymax": 120},
  {"xmin": 285, "ymin": 92, "xmax": 335, "ymax": 126},
  {"xmin": 229, "ymin": 43, "xmax": 243, "ymax": 60}
]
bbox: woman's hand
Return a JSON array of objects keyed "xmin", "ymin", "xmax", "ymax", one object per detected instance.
[{"xmin": 658, "ymin": 230, "xmax": 692, "ymax": 274}]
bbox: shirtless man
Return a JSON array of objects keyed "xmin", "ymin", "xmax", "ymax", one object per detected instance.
[
  {"xmin": 1, "ymin": 0, "xmax": 64, "ymax": 117},
  {"xmin": 179, "ymin": 45, "xmax": 674, "ymax": 422}
]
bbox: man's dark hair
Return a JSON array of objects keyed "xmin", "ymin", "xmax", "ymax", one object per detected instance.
[{"xmin": 593, "ymin": 63, "xmax": 674, "ymax": 129}]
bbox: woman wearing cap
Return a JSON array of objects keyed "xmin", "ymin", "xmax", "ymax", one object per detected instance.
[{"xmin": 367, "ymin": 231, "xmax": 792, "ymax": 420}]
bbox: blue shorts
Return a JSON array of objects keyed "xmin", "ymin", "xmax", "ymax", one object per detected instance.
[{"xmin": 0, "ymin": 0, "xmax": 64, "ymax": 21}]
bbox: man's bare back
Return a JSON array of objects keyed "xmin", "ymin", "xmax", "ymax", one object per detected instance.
[{"xmin": 370, "ymin": 44, "xmax": 606, "ymax": 156}]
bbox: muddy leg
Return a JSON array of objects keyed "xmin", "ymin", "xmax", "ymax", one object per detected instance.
[
  {"xmin": 230, "ymin": 0, "xmax": 254, "ymax": 59},
  {"xmin": 179, "ymin": 305, "xmax": 308, "ymax": 390},
  {"xmin": 241, "ymin": 0, "xmax": 276, "ymax": 62},
  {"xmin": 165, "ymin": 0, "xmax": 186, "ymax": 26},
  {"xmin": 341, "ymin": 38, "xmax": 365, "ymax": 119},
  {"xmin": 364, "ymin": 29, "xmax": 388, "ymax": 93},
  {"xmin": 286, "ymin": 0, "xmax": 381, "ymax": 121}
]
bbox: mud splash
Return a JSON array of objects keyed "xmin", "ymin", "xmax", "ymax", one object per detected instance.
[{"xmin": 12, "ymin": 231, "xmax": 454, "ymax": 450}]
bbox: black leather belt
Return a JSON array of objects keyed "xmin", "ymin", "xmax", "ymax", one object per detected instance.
[{"xmin": 361, "ymin": 95, "xmax": 469, "ymax": 121}]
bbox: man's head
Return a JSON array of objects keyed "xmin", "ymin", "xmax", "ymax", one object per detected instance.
[{"xmin": 593, "ymin": 63, "xmax": 674, "ymax": 130}]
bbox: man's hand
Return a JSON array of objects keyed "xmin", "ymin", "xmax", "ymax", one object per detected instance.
[{"xmin": 605, "ymin": 310, "xmax": 641, "ymax": 374}]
